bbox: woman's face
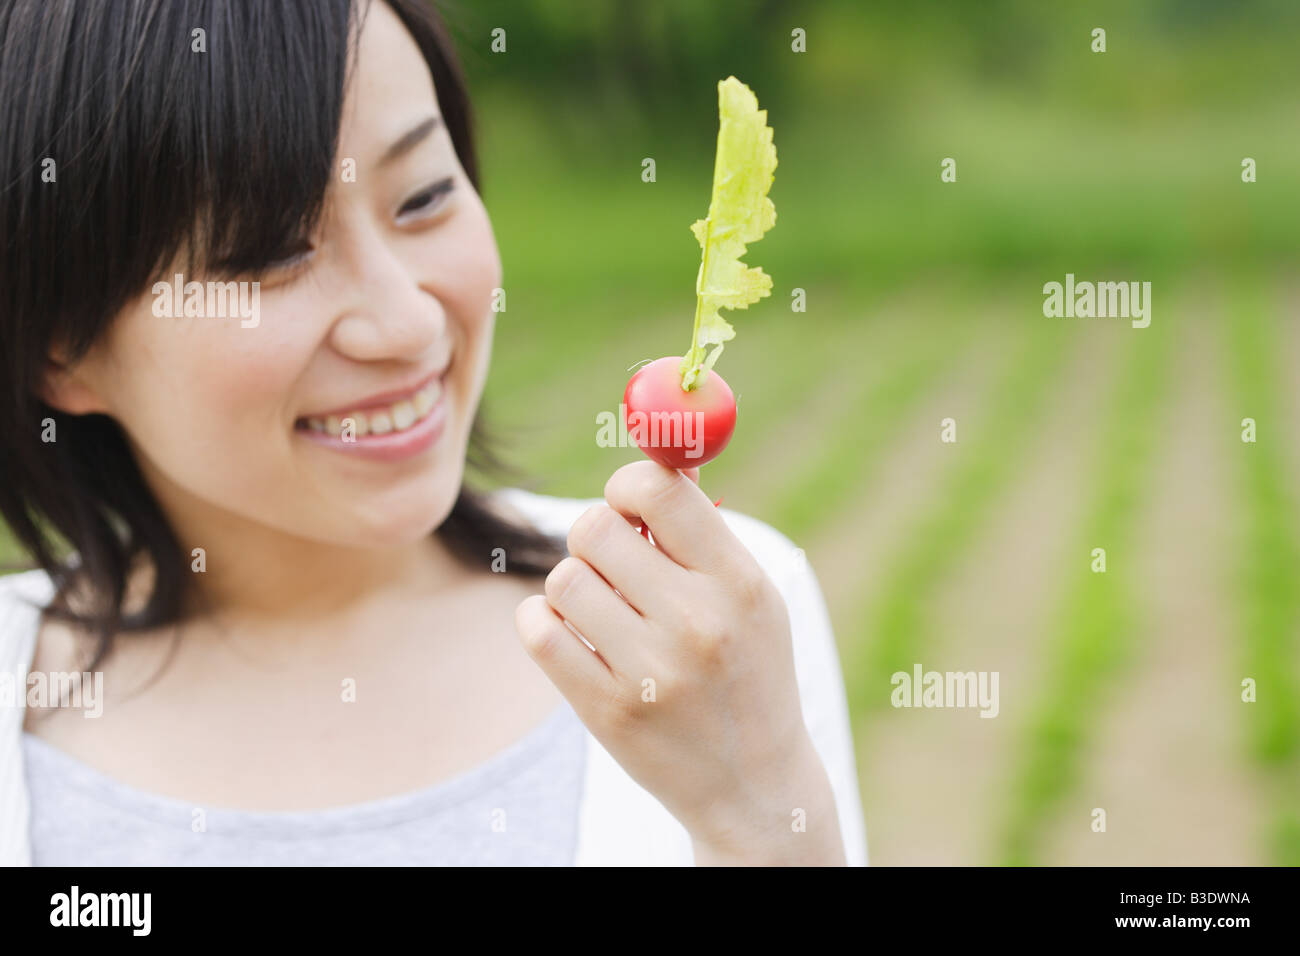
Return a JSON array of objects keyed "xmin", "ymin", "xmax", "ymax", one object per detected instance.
[{"xmin": 52, "ymin": 1, "xmax": 501, "ymax": 550}]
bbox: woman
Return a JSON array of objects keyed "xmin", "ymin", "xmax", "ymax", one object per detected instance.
[{"xmin": 0, "ymin": 0, "xmax": 866, "ymax": 866}]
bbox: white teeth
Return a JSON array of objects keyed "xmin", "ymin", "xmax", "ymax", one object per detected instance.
[
  {"xmin": 416, "ymin": 378, "xmax": 442, "ymax": 414},
  {"xmin": 391, "ymin": 400, "xmax": 416, "ymax": 430},
  {"xmin": 304, "ymin": 375, "xmax": 444, "ymax": 440}
]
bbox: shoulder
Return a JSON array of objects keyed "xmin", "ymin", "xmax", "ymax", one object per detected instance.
[
  {"xmin": 0, "ymin": 568, "xmax": 55, "ymax": 618},
  {"xmin": 0, "ymin": 564, "xmax": 53, "ymax": 632},
  {"xmin": 0, "ymin": 569, "xmax": 54, "ymax": 667},
  {"xmin": 489, "ymin": 487, "xmax": 594, "ymax": 542}
]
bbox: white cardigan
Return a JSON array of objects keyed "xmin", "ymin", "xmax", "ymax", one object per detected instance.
[{"xmin": 0, "ymin": 488, "xmax": 868, "ymax": 866}]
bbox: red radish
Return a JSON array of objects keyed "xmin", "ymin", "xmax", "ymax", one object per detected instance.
[
  {"xmin": 623, "ymin": 356, "xmax": 736, "ymax": 469},
  {"xmin": 620, "ymin": 77, "xmax": 775, "ymax": 482}
]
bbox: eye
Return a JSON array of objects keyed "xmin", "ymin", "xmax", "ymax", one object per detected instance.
[{"xmin": 397, "ymin": 177, "xmax": 455, "ymax": 223}]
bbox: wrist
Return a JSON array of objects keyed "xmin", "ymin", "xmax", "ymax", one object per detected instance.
[{"xmin": 689, "ymin": 734, "xmax": 846, "ymax": 866}]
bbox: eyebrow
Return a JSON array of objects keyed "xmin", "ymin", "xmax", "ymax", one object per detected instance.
[{"xmin": 378, "ymin": 114, "xmax": 442, "ymax": 167}]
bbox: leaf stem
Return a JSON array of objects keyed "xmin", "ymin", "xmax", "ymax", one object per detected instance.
[{"xmin": 682, "ymin": 217, "xmax": 715, "ymax": 392}]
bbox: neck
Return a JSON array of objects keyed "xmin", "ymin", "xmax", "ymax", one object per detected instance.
[
  {"xmin": 136, "ymin": 476, "xmax": 467, "ymax": 633},
  {"xmin": 186, "ymin": 521, "xmax": 462, "ymax": 626}
]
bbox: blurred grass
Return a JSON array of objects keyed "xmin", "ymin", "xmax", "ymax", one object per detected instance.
[
  {"xmin": 997, "ymin": 304, "xmax": 1174, "ymax": 864},
  {"xmin": 753, "ymin": 291, "xmax": 976, "ymax": 543},
  {"xmin": 1222, "ymin": 274, "xmax": 1300, "ymax": 865},
  {"xmin": 843, "ymin": 308, "xmax": 1070, "ymax": 717}
]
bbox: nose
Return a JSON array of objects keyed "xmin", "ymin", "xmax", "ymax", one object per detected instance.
[{"xmin": 328, "ymin": 231, "xmax": 446, "ymax": 361}]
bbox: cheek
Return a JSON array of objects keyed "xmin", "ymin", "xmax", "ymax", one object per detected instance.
[
  {"xmin": 444, "ymin": 205, "xmax": 501, "ymax": 336},
  {"xmin": 431, "ymin": 201, "xmax": 501, "ymax": 401},
  {"xmin": 105, "ymin": 313, "xmax": 309, "ymax": 485}
]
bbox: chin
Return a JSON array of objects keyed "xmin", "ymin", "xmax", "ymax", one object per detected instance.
[{"xmin": 350, "ymin": 471, "xmax": 464, "ymax": 547}]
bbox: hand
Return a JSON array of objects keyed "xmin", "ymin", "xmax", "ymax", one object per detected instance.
[{"xmin": 514, "ymin": 461, "xmax": 846, "ymax": 865}]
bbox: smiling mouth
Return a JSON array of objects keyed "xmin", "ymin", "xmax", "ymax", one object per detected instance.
[{"xmin": 294, "ymin": 376, "xmax": 444, "ymax": 438}]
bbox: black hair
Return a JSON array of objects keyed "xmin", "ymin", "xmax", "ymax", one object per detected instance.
[{"xmin": 0, "ymin": 0, "xmax": 564, "ymax": 672}]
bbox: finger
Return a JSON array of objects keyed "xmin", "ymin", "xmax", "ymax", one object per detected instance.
[
  {"xmin": 567, "ymin": 503, "xmax": 689, "ymax": 615},
  {"xmin": 543, "ymin": 556, "xmax": 645, "ymax": 674},
  {"xmin": 515, "ymin": 593, "xmax": 618, "ymax": 703},
  {"xmin": 627, "ymin": 468, "xmax": 697, "ymax": 532},
  {"xmin": 604, "ymin": 461, "xmax": 743, "ymax": 575},
  {"xmin": 631, "ymin": 467, "xmax": 701, "ymax": 542}
]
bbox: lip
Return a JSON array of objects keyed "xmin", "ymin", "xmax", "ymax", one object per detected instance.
[
  {"xmin": 294, "ymin": 390, "xmax": 448, "ymax": 463},
  {"xmin": 297, "ymin": 366, "xmax": 447, "ymax": 420}
]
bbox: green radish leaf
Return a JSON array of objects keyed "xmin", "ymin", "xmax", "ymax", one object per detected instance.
[{"xmin": 680, "ymin": 76, "xmax": 777, "ymax": 390}]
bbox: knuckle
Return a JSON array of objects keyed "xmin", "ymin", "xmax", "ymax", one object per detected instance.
[
  {"xmin": 603, "ymin": 461, "xmax": 649, "ymax": 502},
  {"xmin": 567, "ymin": 503, "xmax": 617, "ymax": 557},
  {"xmin": 658, "ymin": 587, "xmax": 699, "ymax": 633},
  {"xmin": 517, "ymin": 603, "xmax": 564, "ymax": 661},
  {"xmin": 731, "ymin": 564, "xmax": 771, "ymax": 605},
  {"xmin": 649, "ymin": 667, "xmax": 685, "ymax": 703},
  {"xmin": 545, "ymin": 556, "xmax": 587, "ymax": 608},
  {"xmin": 602, "ymin": 683, "xmax": 647, "ymax": 735},
  {"xmin": 686, "ymin": 611, "xmax": 733, "ymax": 660},
  {"xmin": 646, "ymin": 467, "xmax": 686, "ymax": 511},
  {"xmin": 522, "ymin": 623, "xmax": 561, "ymax": 660},
  {"xmin": 608, "ymin": 460, "xmax": 680, "ymax": 512}
]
